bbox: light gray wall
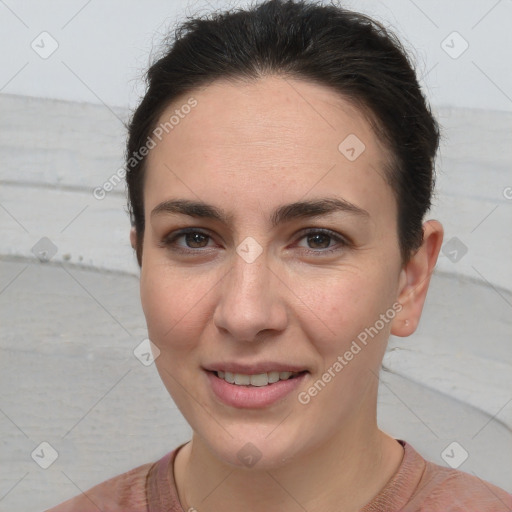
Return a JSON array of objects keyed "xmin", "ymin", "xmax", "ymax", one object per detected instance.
[{"xmin": 1, "ymin": 0, "xmax": 512, "ymax": 111}]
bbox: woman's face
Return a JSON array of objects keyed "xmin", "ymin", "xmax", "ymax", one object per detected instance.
[{"xmin": 139, "ymin": 76, "xmax": 406, "ymax": 468}]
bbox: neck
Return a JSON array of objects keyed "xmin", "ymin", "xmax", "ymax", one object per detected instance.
[{"xmin": 174, "ymin": 417, "xmax": 404, "ymax": 512}]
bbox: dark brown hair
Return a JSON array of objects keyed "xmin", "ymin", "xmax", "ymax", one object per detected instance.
[{"xmin": 126, "ymin": 0, "xmax": 439, "ymax": 265}]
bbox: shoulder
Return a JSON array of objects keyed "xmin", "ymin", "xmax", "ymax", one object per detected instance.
[
  {"xmin": 409, "ymin": 452, "xmax": 512, "ymax": 511},
  {"xmin": 44, "ymin": 460, "xmax": 156, "ymax": 512}
]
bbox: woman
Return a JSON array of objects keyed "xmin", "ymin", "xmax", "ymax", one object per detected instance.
[{"xmin": 48, "ymin": 0, "xmax": 512, "ymax": 510}]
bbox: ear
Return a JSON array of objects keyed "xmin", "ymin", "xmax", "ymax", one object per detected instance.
[
  {"xmin": 391, "ymin": 220, "xmax": 444, "ymax": 337},
  {"xmin": 130, "ymin": 226, "xmax": 137, "ymax": 250},
  {"xmin": 130, "ymin": 226, "xmax": 143, "ymax": 267}
]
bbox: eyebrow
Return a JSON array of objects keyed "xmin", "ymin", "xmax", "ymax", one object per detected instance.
[{"xmin": 151, "ymin": 197, "xmax": 369, "ymax": 227}]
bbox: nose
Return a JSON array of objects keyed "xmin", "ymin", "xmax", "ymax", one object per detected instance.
[{"xmin": 213, "ymin": 251, "xmax": 288, "ymax": 343}]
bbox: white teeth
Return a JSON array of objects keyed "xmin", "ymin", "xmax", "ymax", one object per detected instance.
[
  {"xmin": 250, "ymin": 373, "xmax": 269, "ymax": 387},
  {"xmin": 267, "ymin": 371, "xmax": 280, "ymax": 383},
  {"xmin": 215, "ymin": 370, "xmax": 301, "ymax": 386},
  {"xmin": 234, "ymin": 374, "xmax": 251, "ymax": 385}
]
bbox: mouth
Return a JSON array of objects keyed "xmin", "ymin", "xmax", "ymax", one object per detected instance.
[
  {"xmin": 211, "ymin": 369, "xmax": 306, "ymax": 387},
  {"xmin": 204, "ymin": 368, "xmax": 309, "ymax": 409}
]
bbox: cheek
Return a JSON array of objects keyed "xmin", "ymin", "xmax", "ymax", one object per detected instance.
[
  {"xmin": 297, "ymin": 276, "xmax": 395, "ymax": 417},
  {"xmin": 140, "ymin": 263, "xmax": 214, "ymax": 353},
  {"xmin": 296, "ymin": 268, "xmax": 396, "ymax": 361}
]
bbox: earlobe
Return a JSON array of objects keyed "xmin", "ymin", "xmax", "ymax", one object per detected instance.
[
  {"xmin": 391, "ymin": 220, "xmax": 444, "ymax": 337},
  {"xmin": 130, "ymin": 227, "xmax": 137, "ymax": 250},
  {"xmin": 130, "ymin": 227, "xmax": 143, "ymax": 267}
]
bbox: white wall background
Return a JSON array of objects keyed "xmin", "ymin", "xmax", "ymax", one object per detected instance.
[{"xmin": 1, "ymin": 0, "xmax": 512, "ymax": 111}]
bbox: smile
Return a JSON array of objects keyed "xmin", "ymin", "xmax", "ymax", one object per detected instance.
[
  {"xmin": 206, "ymin": 370, "xmax": 308, "ymax": 408},
  {"xmin": 215, "ymin": 370, "xmax": 303, "ymax": 387}
]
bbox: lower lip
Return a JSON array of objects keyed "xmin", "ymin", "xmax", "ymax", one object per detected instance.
[{"xmin": 206, "ymin": 371, "xmax": 307, "ymax": 409}]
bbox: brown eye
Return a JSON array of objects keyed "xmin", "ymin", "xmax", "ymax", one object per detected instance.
[
  {"xmin": 295, "ymin": 228, "xmax": 349, "ymax": 256},
  {"xmin": 161, "ymin": 228, "xmax": 215, "ymax": 253},
  {"xmin": 184, "ymin": 232, "xmax": 209, "ymax": 248},
  {"xmin": 306, "ymin": 233, "xmax": 332, "ymax": 249}
]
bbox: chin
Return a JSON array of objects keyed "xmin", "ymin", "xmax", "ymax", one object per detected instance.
[{"xmin": 196, "ymin": 424, "xmax": 309, "ymax": 471}]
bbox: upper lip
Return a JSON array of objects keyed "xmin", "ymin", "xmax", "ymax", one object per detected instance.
[{"xmin": 203, "ymin": 362, "xmax": 308, "ymax": 374}]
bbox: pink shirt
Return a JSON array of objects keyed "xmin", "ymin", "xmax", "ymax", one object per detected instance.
[{"xmin": 46, "ymin": 440, "xmax": 512, "ymax": 511}]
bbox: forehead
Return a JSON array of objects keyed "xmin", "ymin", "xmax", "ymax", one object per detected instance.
[{"xmin": 144, "ymin": 76, "xmax": 395, "ymax": 220}]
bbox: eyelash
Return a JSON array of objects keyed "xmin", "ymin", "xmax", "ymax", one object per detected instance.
[{"xmin": 161, "ymin": 227, "xmax": 350, "ymax": 256}]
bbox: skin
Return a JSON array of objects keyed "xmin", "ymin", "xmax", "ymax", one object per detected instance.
[{"xmin": 130, "ymin": 76, "xmax": 443, "ymax": 512}]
